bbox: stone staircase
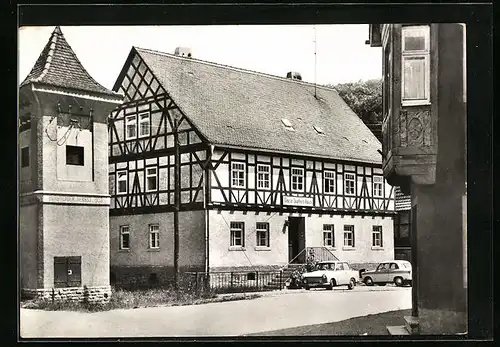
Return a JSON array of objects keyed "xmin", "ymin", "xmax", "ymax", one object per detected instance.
[{"xmin": 387, "ymin": 315, "xmax": 419, "ymax": 335}]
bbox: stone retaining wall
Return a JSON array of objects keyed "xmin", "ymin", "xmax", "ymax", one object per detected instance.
[{"xmin": 22, "ymin": 286, "xmax": 112, "ymax": 304}]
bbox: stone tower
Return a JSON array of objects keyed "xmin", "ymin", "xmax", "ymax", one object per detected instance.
[{"xmin": 19, "ymin": 26, "xmax": 123, "ymax": 302}]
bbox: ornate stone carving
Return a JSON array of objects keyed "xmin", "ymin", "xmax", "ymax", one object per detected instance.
[
  {"xmin": 399, "ymin": 109, "xmax": 432, "ymax": 147},
  {"xmin": 400, "ymin": 110, "xmax": 407, "ymax": 147}
]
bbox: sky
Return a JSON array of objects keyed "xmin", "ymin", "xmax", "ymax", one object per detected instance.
[{"xmin": 18, "ymin": 25, "xmax": 382, "ymax": 90}]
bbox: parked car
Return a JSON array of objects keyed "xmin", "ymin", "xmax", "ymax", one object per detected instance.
[
  {"xmin": 301, "ymin": 261, "xmax": 359, "ymax": 290},
  {"xmin": 360, "ymin": 260, "xmax": 412, "ymax": 287}
]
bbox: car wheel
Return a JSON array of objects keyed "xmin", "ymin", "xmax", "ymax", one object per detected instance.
[
  {"xmin": 304, "ymin": 286, "xmax": 310, "ymax": 290},
  {"xmin": 347, "ymin": 278, "xmax": 356, "ymax": 290},
  {"xmin": 328, "ymin": 278, "xmax": 336, "ymax": 290},
  {"xmin": 364, "ymin": 277, "xmax": 374, "ymax": 286},
  {"xmin": 394, "ymin": 277, "xmax": 404, "ymax": 287}
]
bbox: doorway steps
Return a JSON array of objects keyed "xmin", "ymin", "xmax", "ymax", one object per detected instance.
[{"xmin": 387, "ymin": 316, "xmax": 419, "ymax": 335}]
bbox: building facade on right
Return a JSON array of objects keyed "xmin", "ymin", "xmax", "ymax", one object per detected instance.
[{"xmin": 367, "ymin": 24, "xmax": 467, "ymax": 334}]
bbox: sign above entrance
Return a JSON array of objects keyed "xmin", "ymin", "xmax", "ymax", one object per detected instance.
[{"xmin": 283, "ymin": 196, "xmax": 314, "ymax": 207}]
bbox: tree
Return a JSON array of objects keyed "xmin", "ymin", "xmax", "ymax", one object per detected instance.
[{"xmin": 327, "ymin": 78, "xmax": 382, "ymax": 124}]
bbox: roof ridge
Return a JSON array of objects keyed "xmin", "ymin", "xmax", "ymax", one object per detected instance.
[{"xmin": 134, "ymin": 46, "xmax": 339, "ymax": 94}]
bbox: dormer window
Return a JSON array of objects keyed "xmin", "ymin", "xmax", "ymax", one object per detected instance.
[
  {"xmin": 281, "ymin": 118, "xmax": 295, "ymax": 131},
  {"xmin": 402, "ymin": 25, "xmax": 431, "ymax": 106},
  {"xmin": 313, "ymin": 125, "xmax": 324, "ymax": 135}
]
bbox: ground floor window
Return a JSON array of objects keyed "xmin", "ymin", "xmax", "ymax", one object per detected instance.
[
  {"xmin": 343, "ymin": 225, "xmax": 355, "ymax": 247},
  {"xmin": 230, "ymin": 222, "xmax": 245, "ymax": 247},
  {"xmin": 323, "ymin": 224, "xmax": 335, "ymax": 247},
  {"xmin": 149, "ymin": 224, "xmax": 159, "ymax": 249},
  {"xmin": 120, "ymin": 225, "xmax": 130, "ymax": 250},
  {"xmin": 256, "ymin": 222, "xmax": 270, "ymax": 247},
  {"xmin": 372, "ymin": 225, "xmax": 383, "ymax": 247}
]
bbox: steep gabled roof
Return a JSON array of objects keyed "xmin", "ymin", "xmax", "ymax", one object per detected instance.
[
  {"xmin": 130, "ymin": 47, "xmax": 382, "ymax": 165},
  {"xmin": 20, "ymin": 26, "xmax": 120, "ymax": 98}
]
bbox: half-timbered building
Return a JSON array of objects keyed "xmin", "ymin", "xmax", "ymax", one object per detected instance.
[{"xmin": 108, "ymin": 46, "xmax": 396, "ymax": 284}]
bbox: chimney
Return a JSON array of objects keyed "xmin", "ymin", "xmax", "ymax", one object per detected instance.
[
  {"xmin": 286, "ymin": 71, "xmax": 302, "ymax": 80},
  {"xmin": 174, "ymin": 47, "xmax": 192, "ymax": 58}
]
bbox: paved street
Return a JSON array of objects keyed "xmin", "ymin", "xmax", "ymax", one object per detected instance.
[{"xmin": 21, "ymin": 286, "xmax": 411, "ymax": 338}]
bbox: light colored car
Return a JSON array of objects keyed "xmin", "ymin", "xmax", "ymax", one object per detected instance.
[
  {"xmin": 301, "ymin": 261, "xmax": 359, "ymax": 290},
  {"xmin": 361, "ymin": 260, "xmax": 412, "ymax": 287}
]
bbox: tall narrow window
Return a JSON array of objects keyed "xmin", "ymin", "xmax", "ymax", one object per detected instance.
[
  {"xmin": 126, "ymin": 115, "xmax": 137, "ymax": 140},
  {"xmin": 324, "ymin": 170, "xmax": 336, "ymax": 194},
  {"xmin": 149, "ymin": 224, "xmax": 159, "ymax": 249},
  {"xmin": 256, "ymin": 222, "xmax": 270, "ymax": 247},
  {"xmin": 257, "ymin": 164, "xmax": 270, "ymax": 189},
  {"xmin": 139, "ymin": 112, "xmax": 150, "ymax": 138},
  {"xmin": 66, "ymin": 146, "xmax": 84, "ymax": 166},
  {"xmin": 117, "ymin": 171, "xmax": 128, "ymax": 194},
  {"xmin": 402, "ymin": 25, "xmax": 431, "ymax": 105},
  {"xmin": 21, "ymin": 146, "xmax": 29, "ymax": 167},
  {"xmin": 372, "ymin": 225, "xmax": 383, "ymax": 247},
  {"xmin": 291, "ymin": 168, "xmax": 304, "ymax": 192},
  {"xmin": 146, "ymin": 167, "xmax": 158, "ymax": 192},
  {"xmin": 373, "ymin": 176, "xmax": 383, "ymax": 197},
  {"xmin": 231, "ymin": 162, "xmax": 245, "ymax": 188},
  {"xmin": 120, "ymin": 225, "xmax": 130, "ymax": 250},
  {"xmin": 230, "ymin": 222, "xmax": 245, "ymax": 247},
  {"xmin": 344, "ymin": 225, "xmax": 355, "ymax": 248},
  {"xmin": 344, "ymin": 173, "xmax": 355, "ymax": 195},
  {"xmin": 323, "ymin": 224, "xmax": 335, "ymax": 247}
]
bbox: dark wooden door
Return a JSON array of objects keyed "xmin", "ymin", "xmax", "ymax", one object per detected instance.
[{"xmin": 54, "ymin": 256, "xmax": 82, "ymax": 288}]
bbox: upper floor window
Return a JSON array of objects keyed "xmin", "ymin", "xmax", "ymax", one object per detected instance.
[
  {"xmin": 231, "ymin": 162, "xmax": 245, "ymax": 188},
  {"xmin": 126, "ymin": 115, "xmax": 137, "ymax": 140},
  {"xmin": 117, "ymin": 171, "xmax": 128, "ymax": 194},
  {"xmin": 146, "ymin": 167, "xmax": 158, "ymax": 192},
  {"xmin": 344, "ymin": 173, "xmax": 355, "ymax": 196},
  {"xmin": 373, "ymin": 176, "xmax": 383, "ymax": 197},
  {"xmin": 257, "ymin": 164, "xmax": 270, "ymax": 189},
  {"xmin": 139, "ymin": 112, "xmax": 150, "ymax": 138},
  {"xmin": 291, "ymin": 168, "xmax": 304, "ymax": 192},
  {"xmin": 66, "ymin": 145, "xmax": 84, "ymax": 166},
  {"xmin": 324, "ymin": 170, "xmax": 336, "ymax": 194},
  {"xmin": 21, "ymin": 146, "xmax": 29, "ymax": 167},
  {"xmin": 402, "ymin": 25, "xmax": 431, "ymax": 106}
]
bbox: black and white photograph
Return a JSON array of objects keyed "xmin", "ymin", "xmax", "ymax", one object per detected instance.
[{"xmin": 16, "ymin": 7, "xmax": 489, "ymax": 339}]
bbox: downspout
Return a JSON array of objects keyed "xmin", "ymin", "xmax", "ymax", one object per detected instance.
[{"xmin": 204, "ymin": 144, "xmax": 213, "ymax": 273}]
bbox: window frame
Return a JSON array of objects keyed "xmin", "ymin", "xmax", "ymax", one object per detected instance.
[
  {"xmin": 323, "ymin": 224, "xmax": 335, "ymax": 247},
  {"xmin": 343, "ymin": 225, "xmax": 355, "ymax": 248},
  {"xmin": 401, "ymin": 25, "xmax": 431, "ymax": 106},
  {"xmin": 291, "ymin": 167, "xmax": 304, "ymax": 192},
  {"xmin": 231, "ymin": 162, "xmax": 246, "ymax": 188},
  {"xmin": 372, "ymin": 225, "xmax": 383, "ymax": 248},
  {"xmin": 324, "ymin": 170, "xmax": 336, "ymax": 194},
  {"xmin": 373, "ymin": 175, "xmax": 384, "ymax": 197},
  {"xmin": 21, "ymin": 146, "xmax": 29, "ymax": 168},
  {"xmin": 145, "ymin": 166, "xmax": 158, "ymax": 192},
  {"xmin": 256, "ymin": 222, "xmax": 270, "ymax": 247},
  {"xmin": 256, "ymin": 164, "xmax": 271, "ymax": 190},
  {"xmin": 66, "ymin": 145, "xmax": 84, "ymax": 166},
  {"xmin": 125, "ymin": 115, "xmax": 137, "ymax": 140},
  {"xmin": 119, "ymin": 225, "xmax": 130, "ymax": 250},
  {"xmin": 149, "ymin": 224, "xmax": 160, "ymax": 249},
  {"xmin": 116, "ymin": 170, "xmax": 128, "ymax": 195},
  {"xmin": 138, "ymin": 112, "xmax": 151, "ymax": 138},
  {"xmin": 344, "ymin": 173, "xmax": 356, "ymax": 196},
  {"xmin": 230, "ymin": 221, "xmax": 245, "ymax": 247}
]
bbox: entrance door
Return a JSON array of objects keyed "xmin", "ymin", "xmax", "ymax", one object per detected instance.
[
  {"xmin": 288, "ymin": 217, "xmax": 306, "ymax": 263},
  {"xmin": 54, "ymin": 256, "xmax": 82, "ymax": 288}
]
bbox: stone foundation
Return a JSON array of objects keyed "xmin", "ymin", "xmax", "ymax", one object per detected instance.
[
  {"xmin": 418, "ymin": 308, "xmax": 467, "ymax": 335},
  {"xmin": 209, "ymin": 265, "xmax": 283, "ymax": 273},
  {"xmin": 22, "ymin": 286, "xmax": 112, "ymax": 304}
]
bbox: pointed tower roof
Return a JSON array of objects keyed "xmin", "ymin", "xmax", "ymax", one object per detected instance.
[{"xmin": 20, "ymin": 26, "xmax": 120, "ymax": 98}]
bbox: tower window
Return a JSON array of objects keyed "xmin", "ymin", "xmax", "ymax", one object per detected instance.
[
  {"xmin": 21, "ymin": 146, "xmax": 29, "ymax": 167},
  {"xmin": 66, "ymin": 146, "xmax": 84, "ymax": 166}
]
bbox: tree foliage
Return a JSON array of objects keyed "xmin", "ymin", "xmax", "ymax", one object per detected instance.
[{"xmin": 327, "ymin": 78, "xmax": 383, "ymax": 124}]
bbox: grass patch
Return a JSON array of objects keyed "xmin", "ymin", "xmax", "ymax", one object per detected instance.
[
  {"xmin": 20, "ymin": 288, "xmax": 262, "ymax": 312},
  {"xmin": 247, "ymin": 309, "xmax": 412, "ymax": 336}
]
